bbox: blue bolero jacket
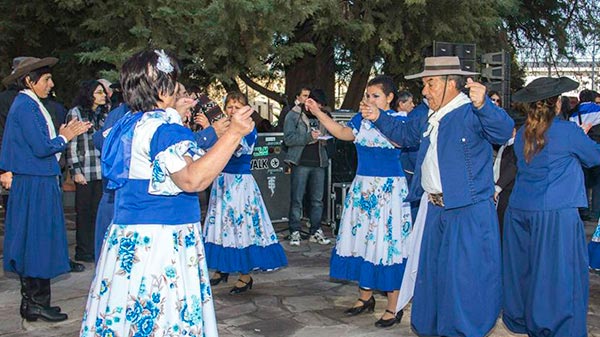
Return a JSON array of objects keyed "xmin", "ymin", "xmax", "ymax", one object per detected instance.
[
  {"xmin": 0, "ymin": 93, "xmax": 66, "ymax": 176},
  {"xmin": 510, "ymin": 118, "xmax": 600, "ymax": 211},
  {"xmin": 373, "ymin": 96, "xmax": 514, "ymax": 209}
]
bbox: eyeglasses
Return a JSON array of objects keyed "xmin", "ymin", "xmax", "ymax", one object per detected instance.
[{"xmin": 491, "ymin": 98, "xmax": 500, "ymax": 103}]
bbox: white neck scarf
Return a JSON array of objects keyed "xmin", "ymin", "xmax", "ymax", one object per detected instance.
[
  {"xmin": 423, "ymin": 92, "xmax": 471, "ymax": 141},
  {"xmin": 21, "ymin": 89, "xmax": 61, "ymax": 161},
  {"xmin": 421, "ymin": 92, "xmax": 471, "ymax": 194}
]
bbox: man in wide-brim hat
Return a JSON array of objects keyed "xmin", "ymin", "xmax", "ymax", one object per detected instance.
[
  {"xmin": 0, "ymin": 57, "xmax": 91, "ymax": 323},
  {"xmin": 502, "ymin": 77, "xmax": 599, "ymax": 337},
  {"xmin": 361, "ymin": 56, "xmax": 514, "ymax": 337}
]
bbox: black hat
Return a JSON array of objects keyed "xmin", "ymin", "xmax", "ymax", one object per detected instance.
[
  {"xmin": 309, "ymin": 89, "xmax": 328, "ymax": 106},
  {"xmin": 512, "ymin": 77, "xmax": 579, "ymax": 103}
]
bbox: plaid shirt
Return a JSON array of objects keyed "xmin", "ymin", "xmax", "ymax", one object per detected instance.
[{"xmin": 66, "ymin": 106, "xmax": 105, "ymax": 181}]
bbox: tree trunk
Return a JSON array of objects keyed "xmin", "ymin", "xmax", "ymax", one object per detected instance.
[
  {"xmin": 340, "ymin": 67, "xmax": 371, "ymax": 111},
  {"xmin": 284, "ymin": 20, "xmax": 336, "ymax": 109},
  {"xmin": 222, "ymin": 79, "xmax": 241, "ymax": 93}
]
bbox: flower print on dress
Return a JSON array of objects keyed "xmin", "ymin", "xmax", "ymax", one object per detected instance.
[
  {"xmin": 592, "ymin": 222, "xmax": 600, "ymax": 242},
  {"xmin": 99, "ymin": 279, "xmax": 110, "ymax": 296},
  {"xmin": 330, "ymin": 111, "xmax": 412, "ymax": 290},
  {"xmin": 202, "ymin": 158, "xmax": 287, "ymax": 273},
  {"xmin": 353, "ymin": 118, "xmax": 396, "ymax": 149},
  {"xmin": 184, "ymin": 230, "xmax": 195, "ymax": 247},
  {"xmin": 150, "ymin": 140, "xmax": 203, "ymax": 195},
  {"xmin": 117, "ymin": 235, "xmax": 138, "ymax": 276},
  {"xmin": 87, "ymin": 306, "xmax": 124, "ymax": 337}
]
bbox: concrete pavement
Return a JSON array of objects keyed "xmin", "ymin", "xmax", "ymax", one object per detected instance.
[{"xmin": 0, "ymin": 210, "xmax": 599, "ymax": 337}]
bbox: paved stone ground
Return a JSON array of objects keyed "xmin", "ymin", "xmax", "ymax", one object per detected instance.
[{"xmin": 0, "ymin": 206, "xmax": 599, "ymax": 337}]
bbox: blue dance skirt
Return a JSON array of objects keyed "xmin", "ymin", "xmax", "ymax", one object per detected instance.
[{"xmin": 3, "ymin": 175, "xmax": 70, "ymax": 278}]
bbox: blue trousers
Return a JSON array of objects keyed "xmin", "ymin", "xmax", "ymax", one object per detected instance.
[
  {"xmin": 503, "ymin": 207, "xmax": 588, "ymax": 337},
  {"xmin": 411, "ymin": 199, "xmax": 501, "ymax": 337},
  {"xmin": 288, "ymin": 165, "xmax": 325, "ymax": 234},
  {"xmin": 94, "ymin": 190, "xmax": 115, "ymax": 262}
]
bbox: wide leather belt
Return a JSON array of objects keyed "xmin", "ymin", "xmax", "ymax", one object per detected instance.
[{"xmin": 428, "ymin": 193, "xmax": 444, "ymax": 207}]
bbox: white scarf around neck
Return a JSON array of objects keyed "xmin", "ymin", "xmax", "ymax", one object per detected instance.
[
  {"xmin": 421, "ymin": 92, "xmax": 471, "ymax": 194},
  {"xmin": 21, "ymin": 89, "xmax": 61, "ymax": 161}
]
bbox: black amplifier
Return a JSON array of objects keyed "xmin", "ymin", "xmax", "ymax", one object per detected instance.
[{"xmin": 251, "ymin": 132, "xmax": 290, "ymax": 223}]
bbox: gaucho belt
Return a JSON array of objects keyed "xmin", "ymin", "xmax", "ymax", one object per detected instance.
[{"xmin": 428, "ymin": 193, "xmax": 444, "ymax": 207}]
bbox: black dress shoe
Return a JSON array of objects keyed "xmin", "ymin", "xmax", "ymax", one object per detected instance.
[
  {"xmin": 344, "ymin": 296, "xmax": 375, "ymax": 316},
  {"xmin": 209, "ymin": 272, "xmax": 229, "ymax": 286},
  {"xmin": 229, "ymin": 277, "xmax": 253, "ymax": 294},
  {"xmin": 24, "ymin": 303, "xmax": 68, "ymax": 322},
  {"xmin": 70, "ymin": 260, "xmax": 85, "ymax": 273},
  {"xmin": 374, "ymin": 309, "xmax": 403, "ymax": 328}
]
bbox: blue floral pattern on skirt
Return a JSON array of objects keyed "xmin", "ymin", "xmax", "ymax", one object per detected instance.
[
  {"xmin": 592, "ymin": 220, "xmax": 600, "ymax": 243},
  {"xmin": 81, "ymin": 223, "xmax": 217, "ymax": 337},
  {"xmin": 335, "ymin": 176, "xmax": 412, "ymax": 265},
  {"xmin": 203, "ymin": 172, "xmax": 287, "ymax": 272},
  {"xmin": 204, "ymin": 173, "xmax": 281, "ymax": 248}
]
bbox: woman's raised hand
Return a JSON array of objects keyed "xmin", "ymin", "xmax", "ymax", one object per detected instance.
[
  {"xmin": 229, "ymin": 106, "xmax": 255, "ymax": 137},
  {"xmin": 305, "ymin": 98, "xmax": 324, "ymax": 117},
  {"xmin": 194, "ymin": 112, "xmax": 211, "ymax": 129},
  {"xmin": 59, "ymin": 119, "xmax": 93, "ymax": 141},
  {"xmin": 360, "ymin": 100, "xmax": 380, "ymax": 121}
]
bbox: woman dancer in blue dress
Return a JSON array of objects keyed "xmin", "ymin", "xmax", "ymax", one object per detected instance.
[
  {"xmin": 504, "ymin": 77, "xmax": 600, "ymax": 337},
  {"xmin": 0, "ymin": 57, "xmax": 91, "ymax": 322},
  {"xmin": 306, "ymin": 75, "xmax": 412, "ymax": 328},
  {"xmin": 80, "ymin": 50, "xmax": 255, "ymax": 337},
  {"xmin": 203, "ymin": 91, "xmax": 288, "ymax": 294}
]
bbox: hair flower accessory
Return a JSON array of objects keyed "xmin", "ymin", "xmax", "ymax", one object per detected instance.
[{"xmin": 154, "ymin": 49, "xmax": 174, "ymax": 74}]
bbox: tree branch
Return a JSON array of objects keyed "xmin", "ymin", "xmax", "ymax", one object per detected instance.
[{"xmin": 238, "ymin": 73, "xmax": 287, "ymax": 106}]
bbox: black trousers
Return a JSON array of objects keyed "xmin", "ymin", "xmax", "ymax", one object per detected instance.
[
  {"xmin": 75, "ymin": 179, "xmax": 103, "ymax": 258},
  {"xmin": 496, "ymin": 188, "xmax": 512, "ymax": 242}
]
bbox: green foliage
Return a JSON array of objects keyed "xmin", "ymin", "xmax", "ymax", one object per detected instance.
[{"xmin": 0, "ymin": 0, "xmax": 598, "ymax": 107}]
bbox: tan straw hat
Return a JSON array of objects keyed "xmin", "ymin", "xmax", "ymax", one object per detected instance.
[
  {"xmin": 2, "ymin": 57, "xmax": 58, "ymax": 87},
  {"xmin": 405, "ymin": 56, "xmax": 478, "ymax": 80}
]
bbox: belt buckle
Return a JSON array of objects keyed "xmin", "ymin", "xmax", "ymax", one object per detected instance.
[{"xmin": 428, "ymin": 193, "xmax": 444, "ymax": 207}]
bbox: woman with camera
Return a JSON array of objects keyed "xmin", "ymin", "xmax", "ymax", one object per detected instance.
[{"xmin": 203, "ymin": 91, "xmax": 288, "ymax": 294}]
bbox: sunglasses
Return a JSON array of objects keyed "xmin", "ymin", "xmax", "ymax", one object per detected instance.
[{"xmin": 491, "ymin": 98, "xmax": 501, "ymax": 103}]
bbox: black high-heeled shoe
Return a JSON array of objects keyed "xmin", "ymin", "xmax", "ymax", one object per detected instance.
[
  {"xmin": 374, "ymin": 309, "xmax": 403, "ymax": 328},
  {"xmin": 229, "ymin": 277, "xmax": 253, "ymax": 294},
  {"xmin": 344, "ymin": 296, "xmax": 375, "ymax": 316},
  {"xmin": 209, "ymin": 272, "xmax": 229, "ymax": 286}
]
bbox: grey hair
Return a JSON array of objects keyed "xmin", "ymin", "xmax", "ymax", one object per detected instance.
[{"xmin": 398, "ymin": 90, "xmax": 413, "ymax": 103}]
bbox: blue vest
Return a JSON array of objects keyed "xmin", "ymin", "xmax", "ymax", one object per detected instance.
[{"xmin": 374, "ymin": 96, "xmax": 514, "ymax": 209}]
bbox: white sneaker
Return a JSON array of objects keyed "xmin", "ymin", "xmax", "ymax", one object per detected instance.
[
  {"xmin": 309, "ymin": 229, "xmax": 331, "ymax": 245},
  {"xmin": 289, "ymin": 231, "xmax": 301, "ymax": 246}
]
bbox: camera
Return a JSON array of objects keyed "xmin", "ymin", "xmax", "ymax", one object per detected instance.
[
  {"xmin": 189, "ymin": 101, "xmax": 218, "ymax": 131},
  {"xmin": 191, "ymin": 101, "xmax": 216, "ymax": 120}
]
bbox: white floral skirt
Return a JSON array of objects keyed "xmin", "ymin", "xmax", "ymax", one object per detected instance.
[
  {"xmin": 203, "ymin": 173, "xmax": 287, "ymax": 273},
  {"xmin": 330, "ymin": 175, "xmax": 412, "ymax": 291},
  {"xmin": 80, "ymin": 223, "xmax": 217, "ymax": 337}
]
